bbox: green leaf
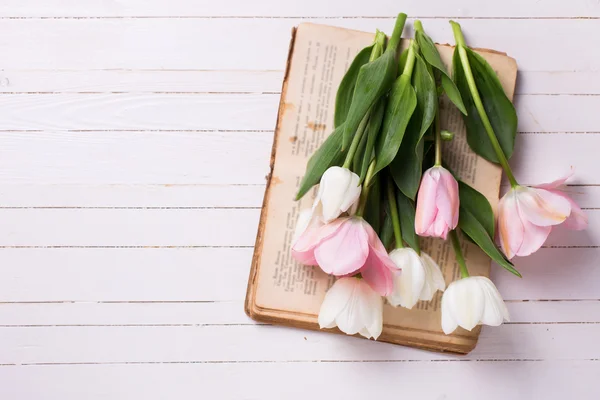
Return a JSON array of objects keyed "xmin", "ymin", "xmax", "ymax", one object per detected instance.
[
  {"xmin": 458, "ymin": 181, "xmax": 495, "ymax": 238},
  {"xmin": 342, "ymin": 50, "xmax": 398, "ymax": 149},
  {"xmin": 452, "ymin": 47, "xmax": 518, "ymax": 163},
  {"xmin": 373, "ymin": 74, "xmax": 417, "ymax": 175},
  {"xmin": 363, "ymin": 174, "xmax": 381, "ymax": 234},
  {"xmin": 389, "ymin": 116, "xmax": 424, "ymax": 200},
  {"xmin": 395, "ymin": 189, "xmax": 420, "ymax": 253},
  {"xmin": 295, "ymin": 124, "xmax": 345, "ymax": 200},
  {"xmin": 459, "ymin": 209, "xmax": 522, "ymax": 277},
  {"xmin": 415, "ymin": 28, "xmax": 467, "ymax": 115},
  {"xmin": 334, "ymin": 45, "xmax": 374, "ymax": 128},
  {"xmin": 441, "ymin": 74, "xmax": 467, "ymax": 115},
  {"xmin": 380, "ymin": 212, "xmax": 394, "ymax": 251},
  {"xmin": 358, "ymin": 98, "xmax": 386, "ymax": 182},
  {"xmin": 412, "ymin": 52, "xmax": 437, "ymax": 141}
]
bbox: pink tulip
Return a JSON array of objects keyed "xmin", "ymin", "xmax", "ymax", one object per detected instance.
[
  {"xmin": 497, "ymin": 170, "xmax": 586, "ymax": 259},
  {"xmin": 292, "ymin": 217, "xmax": 397, "ymax": 296},
  {"xmin": 534, "ymin": 170, "xmax": 588, "ymax": 231},
  {"xmin": 415, "ymin": 166, "xmax": 459, "ymax": 240}
]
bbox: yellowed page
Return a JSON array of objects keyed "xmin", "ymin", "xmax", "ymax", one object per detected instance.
[{"xmin": 246, "ymin": 23, "xmax": 517, "ymax": 354}]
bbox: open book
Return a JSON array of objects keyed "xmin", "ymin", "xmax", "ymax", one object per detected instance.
[{"xmin": 245, "ymin": 23, "xmax": 517, "ymax": 354}]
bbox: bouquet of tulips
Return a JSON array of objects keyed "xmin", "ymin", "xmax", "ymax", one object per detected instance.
[{"xmin": 291, "ymin": 13, "xmax": 587, "ymax": 340}]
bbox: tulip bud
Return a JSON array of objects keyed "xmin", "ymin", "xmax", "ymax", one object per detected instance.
[
  {"xmin": 415, "ymin": 166, "xmax": 459, "ymax": 240},
  {"xmin": 314, "ymin": 166, "xmax": 361, "ymax": 223},
  {"xmin": 441, "ymin": 276, "xmax": 509, "ymax": 334},
  {"xmin": 318, "ymin": 277, "xmax": 384, "ymax": 340},
  {"xmin": 387, "ymin": 248, "xmax": 445, "ymax": 309}
]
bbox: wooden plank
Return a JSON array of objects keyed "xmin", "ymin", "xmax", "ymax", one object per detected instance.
[
  {"xmin": 0, "ymin": 208, "xmax": 262, "ymax": 246},
  {"xmin": 0, "ymin": 70, "xmax": 598, "ymax": 95},
  {"xmin": 0, "ymin": 132, "xmax": 594, "ymax": 185},
  {"xmin": 0, "ymin": 361, "xmax": 597, "ymax": 399},
  {"xmin": 1, "ymin": 0, "xmax": 597, "ymax": 17},
  {"xmin": 0, "ymin": 184, "xmax": 267, "ymax": 208},
  {"xmin": 0, "ymin": 300, "xmax": 597, "ymax": 326},
  {"xmin": 0, "ymin": 249, "xmax": 253, "ymax": 302},
  {"xmin": 0, "ymin": 131, "xmax": 273, "ymax": 185},
  {"xmin": 0, "ymin": 19, "xmax": 596, "ymax": 71},
  {"xmin": 0, "ymin": 324, "xmax": 599, "ymax": 363},
  {"xmin": 0, "ymin": 248, "xmax": 598, "ymax": 303},
  {"xmin": 0, "ymin": 208, "xmax": 594, "ymax": 247},
  {"xmin": 0, "ymin": 183, "xmax": 594, "ymax": 209},
  {"xmin": 0, "ymin": 70, "xmax": 285, "ymax": 94},
  {"xmin": 0, "ymin": 93, "xmax": 279, "ymax": 131},
  {"xmin": 0, "ymin": 93, "xmax": 596, "ymax": 132}
]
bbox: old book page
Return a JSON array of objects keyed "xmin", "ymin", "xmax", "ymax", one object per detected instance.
[{"xmin": 246, "ymin": 23, "xmax": 517, "ymax": 354}]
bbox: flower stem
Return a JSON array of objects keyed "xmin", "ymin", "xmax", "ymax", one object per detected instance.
[
  {"xmin": 450, "ymin": 21, "xmax": 519, "ymax": 188},
  {"xmin": 402, "ymin": 40, "xmax": 417, "ymax": 77},
  {"xmin": 450, "ymin": 230, "xmax": 470, "ymax": 278},
  {"xmin": 434, "ymin": 108, "xmax": 442, "ymax": 166},
  {"xmin": 386, "ymin": 178, "xmax": 404, "ymax": 248},
  {"xmin": 356, "ymin": 159, "xmax": 377, "ymax": 216},
  {"xmin": 342, "ymin": 113, "xmax": 370, "ymax": 169},
  {"xmin": 386, "ymin": 13, "xmax": 407, "ymax": 54}
]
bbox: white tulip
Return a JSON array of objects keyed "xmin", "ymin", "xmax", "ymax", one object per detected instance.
[
  {"xmin": 314, "ymin": 166, "xmax": 361, "ymax": 223},
  {"xmin": 387, "ymin": 248, "xmax": 445, "ymax": 309},
  {"xmin": 318, "ymin": 277, "xmax": 383, "ymax": 340},
  {"xmin": 441, "ymin": 276, "xmax": 510, "ymax": 334}
]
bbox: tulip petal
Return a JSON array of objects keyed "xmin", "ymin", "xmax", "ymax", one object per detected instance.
[
  {"xmin": 318, "ymin": 278, "xmax": 355, "ymax": 329},
  {"xmin": 361, "ymin": 250, "xmax": 396, "ymax": 296},
  {"xmin": 431, "ymin": 215, "xmax": 451, "ymax": 240},
  {"xmin": 441, "ymin": 290, "xmax": 459, "ymax": 335},
  {"xmin": 514, "ymin": 218, "xmax": 551, "ymax": 257},
  {"xmin": 292, "ymin": 216, "xmax": 343, "ymax": 266},
  {"xmin": 446, "ymin": 278, "xmax": 485, "ymax": 332},
  {"xmin": 551, "ymin": 190, "xmax": 588, "ymax": 231},
  {"xmin": 517, "ymin": 187, "xmax": 571, "ymax": 227},
  {"xmin": 292, "ymin": 208, "xmax": 316, "ymax": 245},
  {"xmin": 415, "ymin": 171, "xmax": 439, "ymax": 235},
  {"xmin": 420, "ymin": 252, "xmax": 446, "ymax": 301},
  {"xmin": 318, "ymin": 167, "xmax": 361, "ymax": 223},
  {"xmin": 534, "ymin": 169, "xmax": 574, "ymax": 190},
  {"xmin": 357, "ymin": 281, "xmax": 384, "ymax": 339},
  {"xmin": 318, "ymin": 278, "xmax": 383, "ymax": 339},
  {"xmin": 314, "ymin": 218, "xmax": 369, "ymax": 276},
  {"xmin": 436, "ymin": 169, "xmax": 460, "ymax": 229},
  {"xmin": 477, "ymin": 277, "xmax": 510, "ymax": 326},
  {"xmin": 387, "ymin": 248, "xmax": 425, "ymax": 308},
  {"xmin": 497, "ymin": 191, "xmax": 524, "ymax": 259}
]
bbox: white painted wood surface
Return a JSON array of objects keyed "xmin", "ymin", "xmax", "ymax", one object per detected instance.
[{"xmin": 0, "ymin": 1, "xmax": 598, "ymax": 398}]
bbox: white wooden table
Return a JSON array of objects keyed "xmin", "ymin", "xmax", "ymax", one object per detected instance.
[{"xmin": 0, "ymin": 1, "xmax": 598, "ymax": 398}]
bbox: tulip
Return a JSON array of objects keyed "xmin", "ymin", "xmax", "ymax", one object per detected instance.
[
  {"xmin": 387, "ymin": 248, "xmax": 446, "ymax": 309},
  {"xmin": 534, "ymin": 170, "xmax": 588, "ymax": 231},
  {"xmin": 497, "ymin": 171, "xmax": 586, "ymax": 259},
  {"xmin": 318, "ymin": 277, "xmax": 383, "ymax": 340},
  {"xmin": 314, "ymin": 166, "xmax": 361, "ymax": 223},
  {"xmin": 441, "ymin": 276, "xmax": 509, "ymax": 334},
  {"xmin": 415, "ymin": 166, "xmax": 459, "ymax": 240},
  {"xmin": 292, "ymin": 217, "xmax": 396, "ymax": 296}
]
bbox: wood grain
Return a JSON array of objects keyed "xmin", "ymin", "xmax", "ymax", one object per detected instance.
[
  {"xmin": 1, "ymin": 70, "xmax": 599, "ymax": 95},
  {"xmin": 0, "ymin": 19, "xmax": 596, "ymax": 71}
]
